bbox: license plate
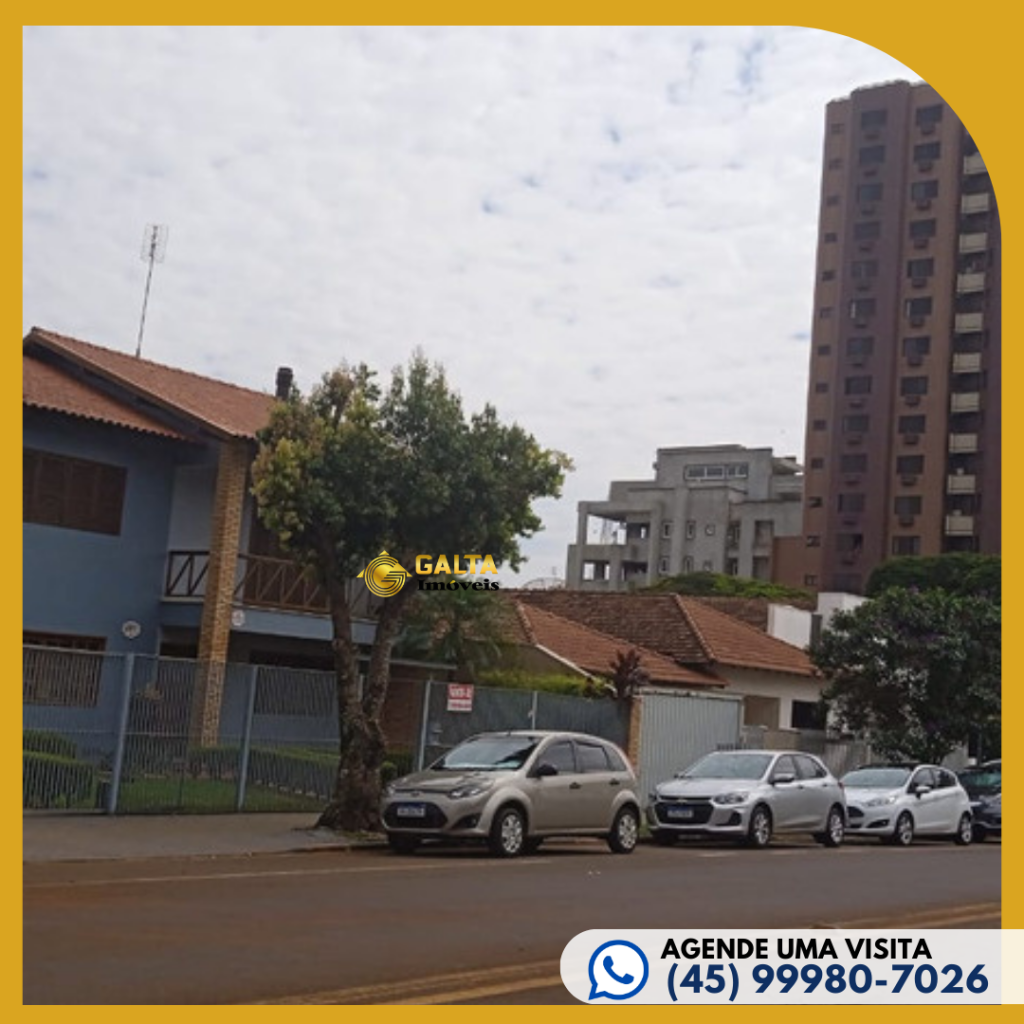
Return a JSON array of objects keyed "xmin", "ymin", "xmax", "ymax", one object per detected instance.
[
  {"xmin": 396, "ymin": 804, "xmax": 427, "ymax": 818},
  {"xmin": 666, "ymin": 806, "xmax": 695, "ymax": 820}
]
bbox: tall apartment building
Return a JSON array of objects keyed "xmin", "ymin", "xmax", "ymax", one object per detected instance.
[
  {"xmin": 566, "ymin": 445, "xmax": 803, "ymax": 591},
  {"xmin": 801, "ymin": 80, "xmax": 1000, "ymax": 593}
]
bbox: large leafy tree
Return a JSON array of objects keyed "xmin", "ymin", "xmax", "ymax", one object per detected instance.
[
  {"xmin": 251, "ymin": 356, "xmax": 570, "ymax": 830},
  {"xmin": 645, "ymin": 570, "xmax": 814, "ymax": 606},
  {"xmin": 809, "ymin": 587, "xmax": 1000, "ymax": 764},
  {"xmin": 866, "ymin": 553, "xmax": 1000, "ymax": 600}
]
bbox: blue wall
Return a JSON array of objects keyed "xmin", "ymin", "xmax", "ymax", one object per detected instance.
[{"xmin": 23, "ymin": 409, "xmax": 209, "ymax": 657}]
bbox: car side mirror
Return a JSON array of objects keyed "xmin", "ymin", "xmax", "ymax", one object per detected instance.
[
  {"xmin": 772, "ymin": 772, "xmax": 797, "ymax": 786},
  {"xmin": 533, "ymin": 762, "xmax": 558, "ymax": 778},
  {"xmin": 913, "ymin": 784, "xmax": 932, "ymax": 797}
]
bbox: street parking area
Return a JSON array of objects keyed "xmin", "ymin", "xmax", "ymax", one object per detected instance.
[{"xmin": 24, "ymin": 836, "xmax": 1000, "ymax": 1004}]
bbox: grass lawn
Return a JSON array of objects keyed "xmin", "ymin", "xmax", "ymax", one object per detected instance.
[{"xmin": 116, "ymin": 777, "xmax": 325, "ymax": 813}]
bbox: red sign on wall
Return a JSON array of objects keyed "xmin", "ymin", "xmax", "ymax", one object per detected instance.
[{"xmin": 447, "ymin": 683, "xmax": 474, "ymax": 713}]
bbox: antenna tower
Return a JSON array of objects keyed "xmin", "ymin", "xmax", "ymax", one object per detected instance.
[{"xmin": 135, "ymin": 224, "xmax": 169, "ymax": 358}]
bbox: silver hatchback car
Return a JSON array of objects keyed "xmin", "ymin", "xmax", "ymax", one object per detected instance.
[
  {"xmin": 381, "ymin": 731, "xmax": 641, "ymax": 857},
  {"xmin": 647, "ymin": 750, "xmax": 847, "ymax": 848}
]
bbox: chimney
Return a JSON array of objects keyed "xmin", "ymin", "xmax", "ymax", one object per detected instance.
[{"xmin": 275, "ymin": 366, "xmax": 294, "ymax": 400}]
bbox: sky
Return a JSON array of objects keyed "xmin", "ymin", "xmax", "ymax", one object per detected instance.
[{"xmin": 22, "ymin": 26, "xmax": 919, "ymax": 583}]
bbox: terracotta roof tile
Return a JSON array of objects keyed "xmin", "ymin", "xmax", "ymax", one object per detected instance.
[
  {"xmin": 511, "ymin": 602, "xmax": 719, "ymax": 687},
  {"xmin": 513, "ymin": 590, "xmax": 815, "ymax": 677},
  {"xmin": 26, "ymin": 327, "xmax": 275, "ymax": 439},
  {"xmin": 23, "ymin": 354, "xmax": 192, "ymax": 441}
]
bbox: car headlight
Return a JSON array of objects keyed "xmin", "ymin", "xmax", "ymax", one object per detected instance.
[
  {"xmin": 865, "ymin": 795, "xmax": 897, "ymax": 807},
  {"xmin": 712, "ymin": 792, "xmax": 749, "ymax": 806},
  {"xmin": 448, "ymin": 784, "xmax": 490, "ymax": 800}
]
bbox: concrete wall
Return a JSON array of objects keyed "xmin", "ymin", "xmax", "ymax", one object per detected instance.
[{"xmin": 714, "ymin": 666, "xmax": 825, "ymax": 731}]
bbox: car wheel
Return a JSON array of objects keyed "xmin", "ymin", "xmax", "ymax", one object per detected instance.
[
  {"xmin": 954, "ymin": 813, "xmax": 973, "ymax": 846},
  {"xmin": 387, "ymin": 834, "xmax": 420, "ymax": 855},
  {"xmin": 608, "ymin": 806, "xmax": 639, "ymax": 854},
  {"xmin": 822, "ymin": 805, "xmax": 845, "ymax": 848},
  {"xmin": 889, "ymin": 811, "xmax": 914, "ymax": 847},
  {"xmin": 488, "ymin": 805, "xmax": 526, "ymax": 858},
  {"xmin": 652, "ymin": 829, "xmax": 678, "ymax": 846},
  {"xmin": 746, "ymin": 805, "xmax": 772, "ymax": 849},
  {"xmin": 972, "ymin": 825, "xmax": 987, "ymax": 843}
]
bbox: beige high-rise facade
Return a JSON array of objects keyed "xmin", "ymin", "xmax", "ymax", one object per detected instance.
[{"xmin": 800, "ymin": 80, "xmax": 1000, "ymax": 593}]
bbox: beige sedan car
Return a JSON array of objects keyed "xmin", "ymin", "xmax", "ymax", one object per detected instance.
[{"xmin": 381, "ymin": 731, "xmax": 641, "ymax": 857}]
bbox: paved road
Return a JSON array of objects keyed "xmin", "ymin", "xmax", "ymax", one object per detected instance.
[{"xmin": 24, "ymin": 838, "xmax": 1000, "ymax": 1004}]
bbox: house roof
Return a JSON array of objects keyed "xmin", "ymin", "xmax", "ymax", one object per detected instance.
[
  {"xmin": 25, "ymin": 327, "xmax": 276, "ymax": 440},
  {"xmin": 506, "ymin": 601, "xmax": 720, "ymax": 688},
  {"xmin": 512, "ymin": 590, "xmax": 816, "ymax": 677},
  {"xmin": 23, "ymin": 353, "xmax": 192, "ymax": 442}
]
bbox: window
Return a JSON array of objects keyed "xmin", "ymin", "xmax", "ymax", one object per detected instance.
[
  {"xmin": 817, "ymin": 344, "xmax": 832, "ymax": 356},
  {"xmin": 860, "ymin": 109, "xmax": 887, "ymax": 129},
  {"xmin": 911, "ymin": 180, "xmax": 939, "ymax": 201},
  {"xmin": 903, "ymin": 336, "xmax": 931, "ymax": 358},
  {"xmin": 604, "ymin": 745, "xmax": 627, "ymax": 772},
  {"xmin": 658, "ymin": 558, "xmax": 669, "ymax": 575},
  {"xmin": 894, "ymin": 496, "xmax": 922, "ymax": 516},
  {"xmin": 543, "ymin": 741, "xmax": 577, "ymax": 774},
  {"xmin": 23, "ymin": 449, "xmax": 127, "ymax": 536},
  {"xmin": 795, "ymin": 752, "xmax": 828, "ymax": 777},
  {"xmin": 814, "ymin": 381, "xmax": 829, "ymax": 393},
  {"xmin": 823, "ymin": 231, "xmax": 838, "ymax": 243},
  {"xmin": 907, "ymin": 257, "xmax": 934, "ymax": 278},
  {"xmin": 682, "ymin": 557, "xmax": 694, "ymax": 572},
  {"xmin": 810, "ymin": 457, "xmax": 825, "ymax": 470},
  {"xmin": 726, "ymin": 463, "xmax": 749, "ymax": 479},
  {"xmin": 835, "ymin": 533, "xmax": 863, "ymax": 553},
  {"xmin": 909, "ymin": 219, "xmax": 936, "ymax": 239},
  {"xmin": 905, "ymin": 297, "xmax": 932, "ymax": 318},
  {"xmin": 726, "ymin": 522, "xmax": 741, "ymax": 545},
  {"xmin": 892, "ymin": 536, "xmax": 921, "ymax": 556},
  {"xmin": 854, "ymin": 221, "xmax": 880, "ymax": 241},
  {"xmin": 806, "ymin": 535, "xmax": 821, "ymax": 547},
  {"xmin": 838, "ymin": 493, "xmax": 865, "ymax": 513},
  {"xmin": 857, "ymin": 183, "xmax": 883, "ymax": 203},
  {"xmin": 818, "ymin": 306, "xmax": 833, "ymax": 319},
  {"xmin": 803, "ymin": 574, "xmax": 819, "ymax": 587},
  {"xmin": 808, "ymin": 496, "xmax": 823, "ymax": 508},
  {"xmin": 685, "ymin": 521, "xmax": 696, "ymax": 539},
  {"xmin": 840, "ymin": 454, "xmax": 867, "ymax": 473},
  {"xmin": 846, "ymin": 336, "xmax": 874, "ymax": 357},
  {"xmin": 812, "ymin": 419, "xmax": 827, "ymax": 431},
  {"xmin": 661, "ymin": 522, "xmax": 672, "ymax": 538},
  {"xmin": 900, "ymin": 376, "xmax": 929, "ymax": 396},
  {"xmin": 897, "ymin": 455, "xmax": 924, "ymax": 474},
  {"xmin": 772, "ymin": 755, "xmax": 799, "ymax": 781},
  {"xmin": 23, "ymin": 632, "xmax": 106, "ymax": 707},
  {"xmin": 899, "ymin": 415, "xmax": 926, "ymax": 434},
  {"xmin": 849, "ymin": 298, "xmax": 875, "ymax": 320},
  {"xmin": 916, "ymin": 104, "xmax": 943, "ymax": 127},
  {"xmin": 844, "ymin": 376, "xmax": 872, "ymax": 395},
  {"xmin": 725, "ymin": 558, "xmax": 739, "ymax": 576},
  {"xmin": 851, "ymin": 259, "xmax": 878, "ymax": 279},
  {"xmin": 914, "ymin": 141, "xmax": 941, "ymax": 161},
  {"xmin": 821, "ymin": 269, "xmax": 836, "ymax": 282},
  {"xmin": 577, "ymin": 742, "xmax": 612, "ymax": 773},
  {"xmin": 842, "ymin": 414, "xmax": 869, "ymax": 432},
  {"xmin": 858, "ymin": 144, "xmax": 886, "ymax": 165}
]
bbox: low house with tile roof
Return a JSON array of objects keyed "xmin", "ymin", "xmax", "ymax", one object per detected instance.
[
  {"xmin": 23, "ymin": 328, "xmax": 444, "ymax": 746},
  {"xmin": 512, "ymin": 590, "xmax": 825, "ymax": 732}
]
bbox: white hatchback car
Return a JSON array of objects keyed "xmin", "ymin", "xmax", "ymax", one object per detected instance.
[{"xmin": 841, "ymin": 764, "xmax": 973, "ymax": 846}]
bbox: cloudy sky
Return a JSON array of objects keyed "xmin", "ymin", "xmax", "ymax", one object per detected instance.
[{"xmin": 22, "ymin": 26, "xmax": 919, "ymax": 582}]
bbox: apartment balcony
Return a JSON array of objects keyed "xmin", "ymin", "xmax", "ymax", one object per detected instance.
[
  {"xmin": 950, "ymin": 391, "xmax": 981, "ymax": 413},
  {"xmin": 961, "ymin": 192, "xmax": 990, "ymax": 214},
  {"xmin": 947, "ymin": 473, "xmax": 977, "ymax": 494},
  {"xmin": 952, "ymin": 352, "xmax": 982, "ymax": 374},
  {"xmin": 954, "ymin": 312, "xmax": 984, "ymax": 333},
  {"xmin": 963, "ymin": 152, "xmax": 986, "ymax": 175},
  {"xmin": 945, "ymin": 514, "xmax": 975, "ymax": 536},
  {"xmin": 948, "ymin": 433, "xmax": 979, "ymax": 454},
  {"xmin": 959, "ymin": 232, "xmax": 988, "ymax": 254},
  {"xmin": 165, "ymin": 550, "xmax": 328, "ymax": 614},
  {"xmin": 956, "ymin": 271, "xmax": 986, "ymax": 294}
]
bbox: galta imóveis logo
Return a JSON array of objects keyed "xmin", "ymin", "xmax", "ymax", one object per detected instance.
[{"xmin": 357, "ymin": 551, "xmax": 410, "ymax": 598}]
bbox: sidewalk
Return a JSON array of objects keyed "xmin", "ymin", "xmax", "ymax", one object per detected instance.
[{"xmin": 23, "ymin": 812, "xmax": 385, "ymax": 863}]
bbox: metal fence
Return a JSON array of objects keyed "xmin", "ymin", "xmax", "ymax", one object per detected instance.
[
  {"xmin": 23, "ymin": 647, "xmax": 419, "ymax": 815},
  {"xmin": 414, "ymin": 680, "xmax": 631, "ymax": 769}
]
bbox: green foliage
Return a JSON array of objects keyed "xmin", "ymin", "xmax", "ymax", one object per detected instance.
[
  {"xmin": 810, "ymin": 587, "xmax": 1001, "ymax": 764},
  {"xmin": 645, "ymin": 571, "xmax": 814, "ymax": 605},
  {"xmin": 866, "ymin": 554, "xmax": 1001, "ymax": 600},
  {"xmin": 23, "ymin": 752, "xmax": 95, "ymax": 809},
  {"xmin": 23, "ymin": 729, "xmax": 77, "ymax": 760},
  {"xmin": 476, "ymin": 668, "xmax": 591, "ymax": 697},
  {"xmin": 606, "ymin": 648, "xmax": 648, "ymax": 701}
]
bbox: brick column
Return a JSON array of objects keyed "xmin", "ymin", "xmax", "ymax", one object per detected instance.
[
  {"xmin": 627, "ymin": 693, "xmax": 643, "ymax": 767},
  {"xmin": 191, "ymin": 438, "xmax": 250, "ymax": 746}
]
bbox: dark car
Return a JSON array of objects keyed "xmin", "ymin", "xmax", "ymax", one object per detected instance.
[{"xmin": 957, "ymin": 760, "xmax": 1001, "ymax": 842}]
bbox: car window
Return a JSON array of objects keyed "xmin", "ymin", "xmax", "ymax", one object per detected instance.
[
  {"xmin": 772, "ymin": 755, "xmax": 798, "ymax": 780},
  {"xmin": 935, "ymin": 769, "xmax": 957, "ymax": 789},
  {"xmin": 910, "ymin": 767, "xmax": 936, "ymax": 789},
  {"xmin": 795, "ymin": 755, "xmax": 827, "ymax": 780},
  {"xmin": 604, "ymin": 745, "xmax": 628, "ymax": 772},
  {"xmin": 541, "ymin": 740, "xmax": 577, "ymax": 774},
  {"xmin": 576, "ymin": 742, "xmax": 611, "ymax": 773}
]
